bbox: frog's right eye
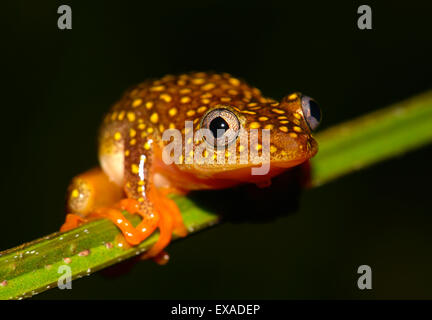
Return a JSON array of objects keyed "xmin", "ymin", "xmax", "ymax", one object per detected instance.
[
  {"xmin": 201, "ymin": 108, "xmax": 240, "ymax": 147},
  {"xmin": 301, "ymin": 95, "xmax": 321, "ymax": 131}
]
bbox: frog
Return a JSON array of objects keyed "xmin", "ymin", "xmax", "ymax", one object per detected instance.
[{"xmin": 60, "ymin": 72, "xmax": 321, "ymax": 262}]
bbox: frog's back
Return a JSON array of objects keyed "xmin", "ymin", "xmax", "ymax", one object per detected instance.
[
  {"xmin": 98, "ymin": 72, "xmax": 267, "ymax": 185},
  {"xmin": 103, "ymin": 72, "xmax": 270, "ymax": 136}
]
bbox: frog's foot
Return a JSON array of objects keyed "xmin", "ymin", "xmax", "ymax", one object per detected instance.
[
  {"xmin": 87, "ymin": 199, "xmax": 160, "ymax": 246},
  {"xmin": 60, "ymin": 213, "xmax": 87, "ymax": 232},
  {"xmin": 115, "ymin": 189, "xmax": 187, "ymax": 262},
  {"xmin": 61, "ymin": 200, "xmax": 158, "ymax": 245},
  {"xmin": 159, "ymin": 190, "xmax": 188, "ymax": 238},
  {"xmin": 61, "ymin": 195, "xmax": 186, "ymax": 258},
  {"xmin": 138, "ymin": 186, "xmax": 187, "ymax": 260},
  {"xmin": 89, "ymin": 188, "xmax": 187, "ymax": 258}
]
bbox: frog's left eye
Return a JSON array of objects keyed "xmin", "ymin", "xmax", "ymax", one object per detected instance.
[
  {"xmin": 201, "ymin": 108, "xmax": 240, "ymax": 147},
  {"xmin": 301, "ymin": 95, "xmax": 321, "ymax": 131}
]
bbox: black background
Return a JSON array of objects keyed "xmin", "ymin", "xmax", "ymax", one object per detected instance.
[{"xmin": 2, "ymin": 0, "xmax": 432, "ymax": 299}]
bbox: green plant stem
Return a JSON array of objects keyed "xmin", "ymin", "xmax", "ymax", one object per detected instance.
[
  {"xmin": 311, "ymin": 91, "xmax": 432, "ymax": 186},
  {"xmin": 1, "ymin": 90, "xmax": 432, "ymax": 299}
]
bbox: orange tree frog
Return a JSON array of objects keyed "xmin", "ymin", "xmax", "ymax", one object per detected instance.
[{"xmin": 60, "ymin": 72, "xmax": 321, "ymax": 260}]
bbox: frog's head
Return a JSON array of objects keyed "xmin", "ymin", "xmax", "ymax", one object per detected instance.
[{"xmin": 171, "ymin": 92, "xmax": 321, "ymax": 183}]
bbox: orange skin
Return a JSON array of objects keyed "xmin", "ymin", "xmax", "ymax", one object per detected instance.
[{"xmin": 61, "ymin": 72, "xmax": 318, "ymax": 262}]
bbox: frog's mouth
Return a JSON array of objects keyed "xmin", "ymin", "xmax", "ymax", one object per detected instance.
[
  {"xmin": 193, "ymin": 134, "xmax": 318, "ymax": 184},
  {"xmin": 153, "ymin": 135, "xmax": 317, "ymax": 190},
  {"xmin": 206, "ymin": 158, "xmax": 308, "ymax": 180}
]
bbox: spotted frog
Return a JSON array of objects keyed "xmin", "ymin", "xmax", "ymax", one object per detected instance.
[{"xmin": 61, "ymin": 72, "xmax": 321, "ymax": 261}]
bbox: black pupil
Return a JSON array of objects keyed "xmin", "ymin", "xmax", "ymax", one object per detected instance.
[
  {"xmin": 309, "ymin": 99, "xmax": 321, "ymax": 122},
  {"xmin": 209, "ymin": 116, "xmax": 229, "ymax": 138}
]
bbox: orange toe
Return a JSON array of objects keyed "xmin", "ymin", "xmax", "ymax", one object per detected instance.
[
  {"xmin": 60, "ymin": 213, "xmax": 87, "ymax": 232},
  {"xmin": 140, "ymin": 206, "xmax": 174, "ymax": 258},
  {"xmin": 149, "ymin": 250, "xmax": 170, "ymax": 265},
  {"xmin": 91, "ymin": 206, "xmax": 159, "ymax": 246}
]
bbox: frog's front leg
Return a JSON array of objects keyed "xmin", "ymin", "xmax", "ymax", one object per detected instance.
[{"xmin": 118, "ymin": 137, "xmax": 188, "ymax": 257}]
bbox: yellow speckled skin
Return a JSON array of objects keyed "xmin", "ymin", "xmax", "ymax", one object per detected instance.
[
  {"xmin": 99, "ymin": 72, "xmax": 317, "ymax": 189},
  {"xmin": 64, "ymin": 72, "xmax": 318, "ymax": 258}
]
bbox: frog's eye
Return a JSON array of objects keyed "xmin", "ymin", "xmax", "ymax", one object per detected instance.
[
  {"xmin": 301, "ymin": 95, "xmax": 321, "ymax": 131},
  {"xmin": 201, "ymin": 108, "xmax": 240, "ymax": 147}
]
